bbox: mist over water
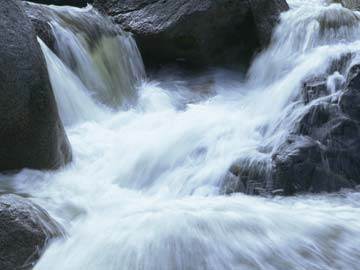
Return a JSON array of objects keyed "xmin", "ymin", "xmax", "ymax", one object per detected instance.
[{"xmin": 2, "ymin": 1, "xmax": 360, "ymax": 269}]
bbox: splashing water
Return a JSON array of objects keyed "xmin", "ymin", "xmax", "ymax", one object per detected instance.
[{"xmin": 2, "ymin": 1, "xmax": 360, "ymax": 269}]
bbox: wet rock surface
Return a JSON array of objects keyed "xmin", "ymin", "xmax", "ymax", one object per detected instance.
[
  {"xmin": 222, "ymin": 159, "xmax": 270, "ymax": 196},
  {"xmin": 224, "ymin": 63, "xmax": 360, "ymax": 196},
  {"xmin": 23, "ymin": 2, "xmax": 56, "ymax": 50},
  {"xmin": 93, "ymin": 0, "xmax": 288, "ymax": 68},
  {"xmin": 272, "ymin": 64, "xmax": 360, "ymax": 195},
  {"xmin": 0, "ymin": 194, "xmax": 63, "ymax": 270}
]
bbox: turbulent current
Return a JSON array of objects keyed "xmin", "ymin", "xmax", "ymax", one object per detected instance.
[{"xmin": 2, "ymin": 0, "xmax": 360, "ymax": 269}]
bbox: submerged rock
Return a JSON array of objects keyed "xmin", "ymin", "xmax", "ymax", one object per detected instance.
[
  {"xmin": 0, "ymin": 0, "xmax": 72, "ymax": 171},
  {"xmin": 93, "ymin": 0, "xmax": 289, "ymax": 68},
  {"xmin": 0, "ymin": 194, "xmax": 63, "ymax": 270}
]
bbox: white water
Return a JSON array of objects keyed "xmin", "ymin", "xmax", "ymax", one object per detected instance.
[{"xmin": 3, "ymin": 1, "xmax": 360, "ymax": 269}]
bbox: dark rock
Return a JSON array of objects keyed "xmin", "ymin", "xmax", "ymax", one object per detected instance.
[
  {"xmin": 0, "ymin": 0, "xmax": 72, "ymax": 171},
  {"xmin": 271, "ymin": 132, "xmax": 358, "ymax": 195},
  {"xmin": 221, "ymin": 158, "xmax": 270, "ymax": 196},
  {"xmin": 31, "ymin": 17, "xmax": 56, "ymax": 49},
  {"xmin": 224, "ymin": 62, "xmax": 360, "ymax": 196},
  {"xmin": 326, "ymin": 52, "xmax": 353, "ymax": 74},
  {"xmin": 320, "ymin": 118, "xmax": 360, "ymax": 183},
  {"xmin": 222, "ymin": 171, "xmax": 246, "ymax": 195},
  {"xmin": 93, "ymin": 0, "xmax": 289, "ymax": 68},
  {"xmin": 297, "ymin": 103, "xmax": 339, "ymax": 137},
  {"xmin": 23, "ymin": 2, "xmax": 56, "ymax": 50},
  {"xmin": 23, "ymin": 0, "xmax": 92, "ymax": 7},
  {"xmin": 272, "ymin": 135, "xmax": 324, "ymax": 195},
  {"xmin": 340, "ymin": 64, "xmax": 360, "ymax": 120},
  {"xmin": 301, "ymin": 53, "xmax": 351, "ymax": 104},
  {"xmin": 0, "ymin": 194, "xmax": 63, "ymax": 270},
  {"xmin": 248, "ymin": 0, "xmax": 289, "ymax": 46},
  {"xmin": 272, "ymin": 100, "xmax": 360, "ymax": 195},
  {"xmin": 268, "ymin": 59, "xmax": 360, "ymax": 195},
  {"xmin": 302, "ymin": 78, "xmax": 329, "ymax": 104}
]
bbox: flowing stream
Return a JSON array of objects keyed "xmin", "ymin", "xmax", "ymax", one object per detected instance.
[{"xmin": 2, "ymin": 1, "xmax": 360, "ymax": 269}]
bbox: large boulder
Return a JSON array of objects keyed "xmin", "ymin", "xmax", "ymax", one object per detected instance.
[
  {"xmin": 0, "ymin": 194, "xmax": 63, "ymax": 270},
  {"xmin": 0, "ymin": 0, "xmax": 72, "ymax": 172},
  {"xmin": 93, "ymin": 0, "xmax": 289, "ymax": 68}
]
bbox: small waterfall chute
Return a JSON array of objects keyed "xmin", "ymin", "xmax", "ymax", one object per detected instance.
[
  {"xmin": 39, "ymin": 38, "xmax": 107, "ymax": 126},
  {"xmin": 32, "ymin": 2, "xmax": 145, "ymax": 110}
]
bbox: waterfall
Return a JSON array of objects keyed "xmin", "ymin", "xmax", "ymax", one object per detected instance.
[
  {"xmin": 30, "ymin": 3, "xmax": 145, "ymax": 124},
  {"xmin": 39, "ymin": 38, "xmax": 108, "ymax": 126},
  {"xmin": 2, "ymin": 1, "xmax": 360, "ymax": 269}
]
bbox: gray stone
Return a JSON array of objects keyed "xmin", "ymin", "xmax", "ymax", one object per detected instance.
[
  {"xmin": 0, "ymin": 194, "xmax": 63, "ymax": 270},
  {"xmin": 0, "ymin": 0, "xmax": 72, "ymax": 172}
]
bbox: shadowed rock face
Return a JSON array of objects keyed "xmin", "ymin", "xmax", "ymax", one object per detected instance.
[
  {"xmin": 0, "ymin": 194, "xmax": 63, "ymax": 270},
  {"xmin": 94, "ymin": 0, "xmax": 289, "ymax": 68},
  {"xmin": 0, "ymin": 0, "xmax": 72, "ymax": 172}
]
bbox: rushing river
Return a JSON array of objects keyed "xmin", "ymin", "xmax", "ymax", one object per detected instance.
[{"xmin": 2, "ymin": 0, "xmax": 360, "ymax": 269}]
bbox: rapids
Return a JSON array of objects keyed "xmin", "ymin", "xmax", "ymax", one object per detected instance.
[{"xmin": 1, "ymin": 0, "xmax": 360, "ymax": 269}]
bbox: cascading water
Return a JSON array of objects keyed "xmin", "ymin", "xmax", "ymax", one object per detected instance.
[
  {"xmin": 28, "ymin": 2, "xmax": 145, "ymax": 116},
  {"xmin": 1, "ymin": 1, "xmax": 360, "ymax": 269}
]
